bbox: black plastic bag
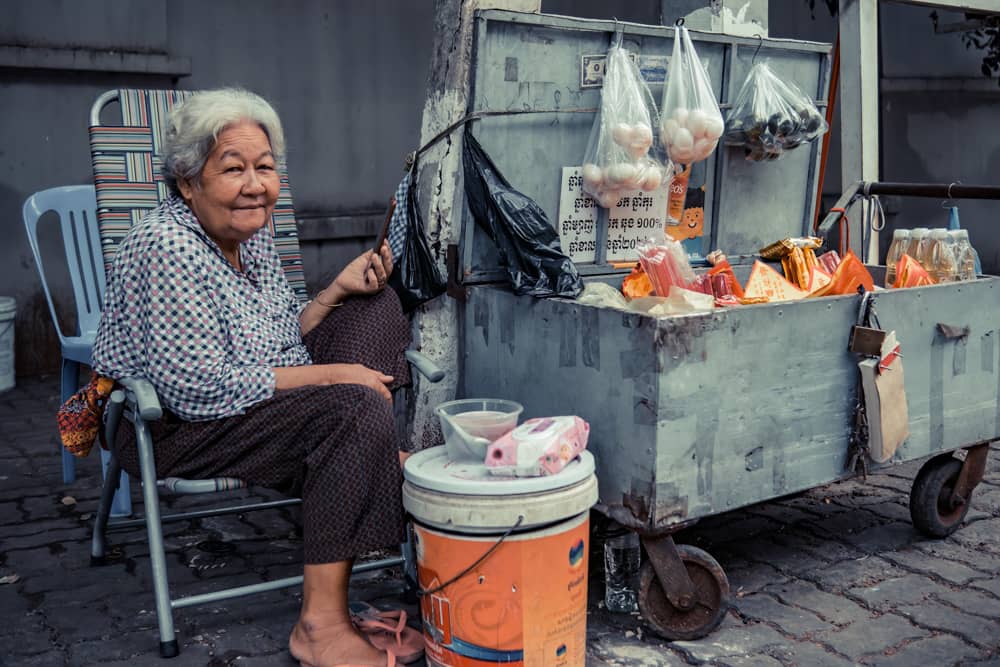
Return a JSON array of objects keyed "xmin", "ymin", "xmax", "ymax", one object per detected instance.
[
  {"xmin": 388, "ymin": 169, "xmax": 446, "ymax": 313},
  {"xmin": 462, "ymin": 127, "xmax": 583, "ymax": 298}
]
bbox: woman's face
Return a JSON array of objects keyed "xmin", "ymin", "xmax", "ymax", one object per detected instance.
[{"xmin": 178, "ymin": 120, "xmax": 280, "ymax": 251}]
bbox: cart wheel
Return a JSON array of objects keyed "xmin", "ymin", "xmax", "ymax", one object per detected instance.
[
  {"xmin": 638, "ymin": 544, "xmax": 730, "ymax": 641},
  {"xmin": 909, "ymin": 453, "xmax": 971, "ymax": 538}
]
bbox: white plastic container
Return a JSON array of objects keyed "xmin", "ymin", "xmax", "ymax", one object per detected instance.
[
  {"xmin": 0, "ymin": 297, "xmax": 15, "ymax": 393},
  {"xmin": 435, "ymin": 398, "xmax": 522, "ymax": 461}
]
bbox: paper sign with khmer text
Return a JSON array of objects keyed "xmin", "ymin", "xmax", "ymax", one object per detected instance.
[
  {"xmin": 557, "ymin": 167, "xmax": 599, "ymax": 263},
  {"xmin": 606, "ymin": 185, "xmax": 670, "ymax": 262}
]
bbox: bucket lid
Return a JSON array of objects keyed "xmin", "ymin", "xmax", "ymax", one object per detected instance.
[
  {"xmin": 403, "ymin": 446, "xmax": 595, "ymax": 496},
  {"xmin": 0, "ymin": 297, "xmax": 14, "ymax": 315}
]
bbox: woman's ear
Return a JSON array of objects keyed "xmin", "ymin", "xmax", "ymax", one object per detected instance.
[{"xmin": 177, "ymin": 177, "xmax": 194, "ymax": 201}]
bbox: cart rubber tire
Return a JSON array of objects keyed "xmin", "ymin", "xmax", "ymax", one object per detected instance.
[
  {"xmin": 909, "ymin": 454, "xmax": 971, "ymax": 538},
  {"xmin": 638, "ymin": 544, "xmax": 730, "ymax": 641}
]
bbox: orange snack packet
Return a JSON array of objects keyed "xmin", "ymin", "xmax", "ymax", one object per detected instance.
[
  {"xmin": 743, "ymin": 261, "xmax": 808, "ymax": 302},
  {"xmin": 892, "ymin": 254, "xmax": 936, "ymax": 288},
  {"xmin": 809, "ymin": 251, "xmax": 875, "ymax": 297},
  {"xmin": 707, "ymin": 259, "xmax": 745, "ymax": 298},
  {"xmin": 622, "ymin": 265, "xmax": 654, "ymax": 299}
]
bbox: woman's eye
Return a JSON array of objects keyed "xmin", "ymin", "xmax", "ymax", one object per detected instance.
[
  {"xmin": 225, "ymin": 166, "xmax": 243, "ymax": 173},
  {"xmin": 257, "ymin": 164, "xmax": 275, "ymax": 171}
]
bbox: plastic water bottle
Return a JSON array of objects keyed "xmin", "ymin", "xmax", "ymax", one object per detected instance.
[
  {"xmin": 604, "ymin": 531, "xmax": 640, "ymax": 613},
  {"xmin": 926, "ymin": 229, "xmax": 957, "ymax": 283},
  {"xmin": 906, "ymin": 227, "xmax": 929, "ymax": 267},
  {"xmin": 950, "ymin": 229, "xmax": 978, "ymax": 281},
  {"xmin": 884, "ymin": 229, "xmax": 910, "ymax": 287}
]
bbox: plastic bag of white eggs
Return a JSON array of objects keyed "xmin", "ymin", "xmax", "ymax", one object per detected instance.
[
  {"xmin": 723, "ymin": 61, "xmax": 828, "ymax": 163},
  {"xmin": 581, "ymin": 43, "xmax": 672, "ymax": 208},
  {"xmin": 660, "ymin": 26, "xmax": 725, "ymax": 165}
]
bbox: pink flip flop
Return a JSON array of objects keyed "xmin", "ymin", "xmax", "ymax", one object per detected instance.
[{"xmin": 349, "ymin": 602, "xmax": 425, "ymax": 665}]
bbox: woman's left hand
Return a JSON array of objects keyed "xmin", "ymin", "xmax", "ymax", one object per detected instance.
[{"xmin": 329, "ymin": 242, "xmax": 394, "ymax": 298}]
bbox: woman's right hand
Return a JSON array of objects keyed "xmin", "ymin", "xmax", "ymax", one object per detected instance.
[
  {"xmin": 274, "ymin": 364, "xmax": 394, "ymax": 401},
  {"xmin": 322, "ymin": 363, "xmax": 394, "ymax": 401}
]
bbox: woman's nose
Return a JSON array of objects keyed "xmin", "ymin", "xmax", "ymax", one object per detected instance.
[{"xmin": 243, "ymin": 170, "xmax": 266, "ymax": 194}]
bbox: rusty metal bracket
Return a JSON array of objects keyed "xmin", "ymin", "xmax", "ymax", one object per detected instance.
[
  {"xmin": 446, "ymin": 244, "xmax": 467, "ymax": 302},
  {"xmin": 640, "ymin": 535, "xmax": 696, "ymax": 612},
  {"xmin": 952, "ymin": 441, "xmax": 990, "ymax": 505},
  {"xmin": 936, "ymin": 323, "xmax": 970, "ymax": 341}
]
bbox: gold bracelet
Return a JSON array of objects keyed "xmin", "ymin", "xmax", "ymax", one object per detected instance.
[{"xmin": 313, "ymin": 290, "xmax": 341, "ymax": 309}]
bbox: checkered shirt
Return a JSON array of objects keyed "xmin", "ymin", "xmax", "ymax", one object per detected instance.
[
  {"xmin": 388, "ymin": 174, "xmax": 410, "ymax": 259},
  {"xmin": 92, "ymin": 194, "xmax": 311, "ymax": 421}
]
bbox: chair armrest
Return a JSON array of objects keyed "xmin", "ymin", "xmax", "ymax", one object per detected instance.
[
  {"xmin": 405, "ymin": 350, "xmax": 445, "ymax": 383},
  {"xmin": 119, "ymin": 377, "xmax": 163, "ymax": 421}
]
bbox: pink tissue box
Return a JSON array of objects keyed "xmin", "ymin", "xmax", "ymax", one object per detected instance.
[{"xmin": 484, "ymin": 416, "xmax": 590, "ymax": 477}]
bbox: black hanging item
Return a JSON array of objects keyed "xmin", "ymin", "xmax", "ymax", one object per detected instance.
[
  {"xmin": 461, "ymin": 127, "xmax": 583, "ymax": 298},
  {"xmin": 387, "ymin": 168, "xmax": 446, "ymax": 313}
]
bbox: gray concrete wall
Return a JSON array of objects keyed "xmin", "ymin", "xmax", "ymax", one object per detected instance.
[{"xmin": 4, "ymin": 0, "xmax": 434, "ymax": 375}]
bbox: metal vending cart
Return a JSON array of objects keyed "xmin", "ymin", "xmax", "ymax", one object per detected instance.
[{"xmin": 448, "ymin": 11, "xmax": 995, "ymax": 640}]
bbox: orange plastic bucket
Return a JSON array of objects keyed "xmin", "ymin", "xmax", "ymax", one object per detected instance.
[
  {"xmin": 415, "ymin": 513, "xmax": 589, "ymax": 666},
  {"xmin": 402, "ymin": 448, "xmax": 598, "ymax": 667}
]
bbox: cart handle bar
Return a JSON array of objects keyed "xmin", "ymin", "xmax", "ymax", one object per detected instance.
[{"xmin": 818, "ymin": 181, "xmax": 1000, "ymax": 240}]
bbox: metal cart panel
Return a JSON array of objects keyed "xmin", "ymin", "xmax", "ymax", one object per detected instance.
[{"xmin": 462, "ymin": 277, "xmax": 1000, "ymax": 531}]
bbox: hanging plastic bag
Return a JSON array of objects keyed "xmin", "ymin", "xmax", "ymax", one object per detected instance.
[
  {"xmin": 386, "ymin": 171, "xmax": 447, "ymax": 313},
  {"xmin": 462, "ymin": 127, "xmax": 584, "ymax": 298},
  {"xmin": 581, "ymin": 43, "xmax": 668, "ymax": 209},
  {"xmin": 724, "ymin": 61, "xmax": 828, "ymax": 162},
  {"xmin": 660, "ymin": 26, "xmax": 725, "ymax": 166}
]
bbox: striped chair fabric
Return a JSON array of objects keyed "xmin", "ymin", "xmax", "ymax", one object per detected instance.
[{"xmin": 89, "ymin": 89, "xmax": 307, "ymax": 301}]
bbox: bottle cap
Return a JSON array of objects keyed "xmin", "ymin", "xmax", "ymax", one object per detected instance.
[
  {"xmin": 929, "ymin": 228, "xmax": 948, "ymax": 240},
  {"xmin": 892, "ymin": 229, "xmax": 910, "ymax": 239},
  {"xmin": 911, "ymin": 227, "xmax": 929, "ymax": 237}
]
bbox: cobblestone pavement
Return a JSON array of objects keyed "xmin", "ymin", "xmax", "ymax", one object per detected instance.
[{"xmin": 1, "ymin": 376, "xmax": 997, "ymax": 666}]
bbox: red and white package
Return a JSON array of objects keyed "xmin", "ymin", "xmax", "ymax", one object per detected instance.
[
  {"xmin": 485, "ymin": 416, "xmax": 590, "ymax": 478},
  {"xmin": 637, "ymin": 236, "xmax": 696, "ymax": 297}
]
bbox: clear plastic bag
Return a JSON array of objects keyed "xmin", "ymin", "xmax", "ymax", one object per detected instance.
[
  {"xmin": 723, "ymin": 61, "xmax": 828, "ymax": 162},
  {"xmin": 660, "ymin": 26, "xmax": 725, "ymax": 166},
  {"xmin": 582, "ymin": 43, "xmax": 669, "ymax": 208},
  {"xmin": 636, "ymin": 234, "xmax": 696, "ymax": 297}
]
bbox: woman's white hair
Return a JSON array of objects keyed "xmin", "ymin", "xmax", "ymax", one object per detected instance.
[{"xmin": 160, "ymin": 87, "xmax": 286, "ymax": 195}]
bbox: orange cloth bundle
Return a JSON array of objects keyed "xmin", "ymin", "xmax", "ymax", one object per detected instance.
[
  {"xmin": 622, "ymin": 265, "xmax": 654, "ymax": 298},
  {"xmin": 809, "ymin": 251, "xmax": 874, "ymax": 297},
  {"xmin": 892, "ymin": 254, "xmax": 936, "ymax": 288},
  {"xmin": 56, "ymin": 373, "xmax": 115, "ymax": 458}
]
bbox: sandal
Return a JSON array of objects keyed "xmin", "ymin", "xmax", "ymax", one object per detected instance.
[{"xmin": 349, "ymin": 601, "xmax": 425, "ymax": 665}]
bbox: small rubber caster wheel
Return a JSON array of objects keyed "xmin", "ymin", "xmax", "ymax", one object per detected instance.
[
  {"xmin": 638, "ymin": 544, "xmax": 730, "ymax": 641},
  {"xmin": 910, "ymin": 453, "xmax": 972, "ymax": 538}
]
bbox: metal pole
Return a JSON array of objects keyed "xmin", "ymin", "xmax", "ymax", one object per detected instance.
[{"xmin": 864, "ymin": 182, "xmax": 1000, "ymax": 200}]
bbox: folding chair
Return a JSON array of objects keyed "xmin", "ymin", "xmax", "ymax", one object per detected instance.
[
  {"xmin": 87, "ymin": 89, "xmax": 441, "ymax": 658},
  {"xmin": 22, "ymin": 185, "xmax": 132, "ymax": 515}
]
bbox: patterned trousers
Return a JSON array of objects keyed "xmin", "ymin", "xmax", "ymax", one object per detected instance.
[{"xmin": 111, "ymin": 288, "xmax": 412, "ymax": 563}]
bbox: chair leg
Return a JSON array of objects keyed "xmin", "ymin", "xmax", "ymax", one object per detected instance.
[
  {"xmin": 100, "ymin": 448, "xmax": 133, "ymax": 517},
  {"xmin": 91, "ymin": 451, "xmax": 121, "ymax": 566},
  {"xmin": 134, "ymin": 416, "xmax": 179, "ymax": 658},
  {"xmin": 60, "ymin": 359, "xmax": 79, "ymax": 484}
]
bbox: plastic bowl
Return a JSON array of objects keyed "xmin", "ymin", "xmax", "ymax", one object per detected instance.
[{"xmin": 435, "ymin": 398, "xmax": 523, "ymax": 461}]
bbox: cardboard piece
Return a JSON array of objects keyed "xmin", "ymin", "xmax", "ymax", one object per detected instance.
[{"xmin": 858, "ymin": 331, "xmax": 909, "ymax": 463}]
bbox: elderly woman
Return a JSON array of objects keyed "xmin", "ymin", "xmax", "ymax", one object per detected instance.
[{"xmin": 92, "ymin": 88, "xmax": 413, "ymax": 667}]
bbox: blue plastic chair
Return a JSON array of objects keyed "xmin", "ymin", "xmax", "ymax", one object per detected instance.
[{"xmin": 23, "ymin": 185, "xmax": 132, "ymax": 515}]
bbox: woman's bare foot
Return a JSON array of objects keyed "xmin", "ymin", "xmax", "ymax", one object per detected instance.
[{"xmin": 289, "ymin": 617, "xmax": 388, "ymax": 667}]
